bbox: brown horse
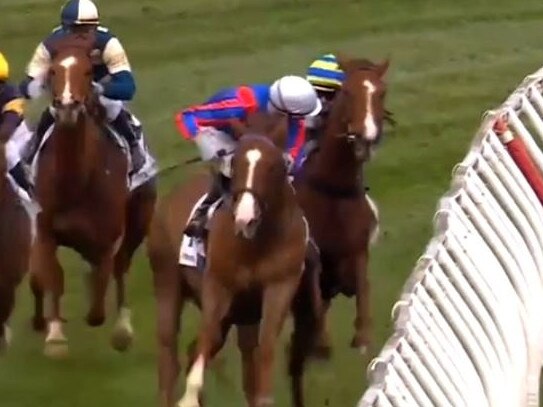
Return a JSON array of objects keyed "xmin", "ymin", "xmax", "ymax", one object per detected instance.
[
  {"xmin": 30, "ymin": 32, "xmax": 157, "ymax": 357},
  {"xmin": 0, "ymin": 142, "xmax": 33, "ymax": 352},
  {"xmin": 293, "ymin": 55, "xmax": 389, "ymax": 354},
  {"xmin": 147, "ymin": 113, "xmax": 321, "ymax": 407}
]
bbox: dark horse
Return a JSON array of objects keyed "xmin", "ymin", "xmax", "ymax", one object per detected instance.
[
  {"xmin": 30, "ymin": 32, "xmax": 157, "ymax": 357},
  {"xmin": 294, "ymin": 55, "xmax": 389, "ymax": 354},
  {"xmin": 0, "ymin": 141, "xmax": 33, "ymax": 353},
  {"xmin": 147, "ymin": 113, "xmax": 322, "ymax": 407}
]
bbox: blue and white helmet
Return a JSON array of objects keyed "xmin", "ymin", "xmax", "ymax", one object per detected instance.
[{"xmin": 61, "ymin": 0, "xmax": 100, "ymax": 26}]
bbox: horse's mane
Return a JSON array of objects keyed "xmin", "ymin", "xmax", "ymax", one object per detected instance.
[{"xmin": 232, "ymin": 112, "xmax": 288, "ymax": 150}]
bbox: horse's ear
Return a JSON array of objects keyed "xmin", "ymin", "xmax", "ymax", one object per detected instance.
[
  {"xmin": 269, "ymin": 117, "xmax": 288, "ymax": 150},
  {"xmin": 376, "ymin": 59, "xmax": 390, "ymax": 78},
  {"xmin": 336, "ymin": 53, "xmax": 355, "ymax": 73},
  {"xmin": 229, "ymin": 118, "xmax": 248, "ymax": 139}
]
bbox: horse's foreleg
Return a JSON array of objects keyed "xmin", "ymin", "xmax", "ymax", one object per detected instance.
[
  {"xmin": 237, "ymin": 324, "xmax": 259, "ymax": 407},
  {"xmin": 257, "ymin": 274, "xmax": 302, "ymax": 407},
  {"xmin": 110, "ymin": 244, "xmax": 135, "ymax": 352},
  {"xmin": 154, "ymin": 262, "xmax": 183, "ymax": 407},
  {"xmin": 86, "ymin": 255, "xmax": 114, "ymax": 327},
  {"xmin": 0, "ymin": 284, "xmax": 15, "ymax": 353},
  {"xmin": 30, "ymin": 272, "xmax": 46, "ymax": 332},
  {"xmin": 350, "ymin": 250, "xmax": 372, "ymax": 354},
  {"xmin": 178, "ymin": 276, "xmax": 232, "ymax": 407},
  {"xmin": 34, "ymin": 232, "xmax": 68, "ymax": 358}
]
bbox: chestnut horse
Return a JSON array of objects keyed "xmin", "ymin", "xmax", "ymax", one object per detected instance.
[
  {"xmin": 31, "ymin": 32, "xmax": 157, "ymax": 356},
  {"xmin": 148, "ymin": 113, "xmax": 321, "ymax": 407},
  {"xmin": 294, "ymin": 56, "xmax": 389, "ymax": 354},
  {"xmin": 0, "ymin": 142, "xmax": 32, "ymax": 352}
]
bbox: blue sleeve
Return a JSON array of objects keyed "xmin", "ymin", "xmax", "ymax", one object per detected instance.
[{"xmin": 102, "ymin": 71, "xmax": 136, "ymax": 101}]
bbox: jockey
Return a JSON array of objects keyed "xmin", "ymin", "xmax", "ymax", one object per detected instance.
[
  {"xmin": 19, "ymin": 0, "xmax": 145, "ymax": 173},
  {"xmin": 176, "ymin": 75, "xmax": 322, "ymax": 237},
  {"xmin": 0, "ymin": 52, "xmax": 34, "ymax": 196},
  {"xmin": 305, "ymin": 53, "xmax": 344, "ymax": 151}
]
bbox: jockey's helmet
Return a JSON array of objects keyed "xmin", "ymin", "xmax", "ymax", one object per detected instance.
[
  {"xmin": 268, "ymin": 75, "xmax": 322, "ymax": 118},
  {"xmin": 61, "ymin": 0, "xmax": 100, "ymax": 27},
  {"xmin": 0, "ymin": 52, "xmax": 9, "ymax": 82},
  {"xmin": 306, "ymin": 53, "xmax": 345, "ymax": 93}
]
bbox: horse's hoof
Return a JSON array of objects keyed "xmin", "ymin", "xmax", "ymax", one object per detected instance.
[
  {"xmin": 311, "ymin": 344, "xmax": 332, "ymax": 360},
  {"xmin": 110, "ymin": 325, "xmax": 134, "ymax": 352},
  {"xmin": 86, "ymin": 313, "xmax": 105, "ymax": 327},
  {"xmin": 177, "ymin": 397, "xmax": 200, "ymax": 407},
  {"xmin": 0, "ymin": 327, "xmax": 10, "ymax": 354},
  {"xmin": 32, "ymin": 317, "xmax": 47, "ymax": 332},
  {"xmin": 350, "ymin": 335, "xmax": 370, "ymax": 355},
  {"xmin": 44, "ymin": 341, "xmax": 69, "ymax": 359}
]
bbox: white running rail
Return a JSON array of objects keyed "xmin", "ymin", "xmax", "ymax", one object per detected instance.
[{"xmin": 357, "ymin": 67, "xmax": 543, "ymax": 407}]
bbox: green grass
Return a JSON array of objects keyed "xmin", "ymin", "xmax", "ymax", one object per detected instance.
[{"xmin": 2, "ymin": 0, "xmax": 542, "ymax": 405}]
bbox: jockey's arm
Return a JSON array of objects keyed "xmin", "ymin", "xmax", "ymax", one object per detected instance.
[
  {"xmin": 286, "ymin": 118, "xmax": 307, "ymax": 165},
  {"xmin": 175, "ymin": 93, "xmax": 249, "ymax": 140},
  {"xmin": 20, "ymin": 43, "xmax": 51, "ymax": 100},
  {"xmin": 101, "ymin": 37, "xmax": 135, "ymax": 101},
  {"xmin": 0, "ymin": 85, "xmax": 24, "ymax": 143}
]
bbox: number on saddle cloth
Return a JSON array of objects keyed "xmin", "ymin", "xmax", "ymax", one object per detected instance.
[{"xmin": 178, "ymin": 196, "xmax": 225, "ymax": 271}]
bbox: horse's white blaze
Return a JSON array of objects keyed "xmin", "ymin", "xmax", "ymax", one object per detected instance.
[
  {"xmin": 235, "ymin": 192, "xmax": 257, "ymax": 225},
  {"xmin": 59, "ymin": 56, "xmax": 77, "ymax": 106},
  {"xmin": 363, "ymin": 79, "xmax": 378, "ymax": 141},
  {"xmin": 245, "ymin": 148, "xmax": 262, "ymax": 189},
  {"xmin": 234, "ymin": 148, "xmax": 262, "ymax": 227}
]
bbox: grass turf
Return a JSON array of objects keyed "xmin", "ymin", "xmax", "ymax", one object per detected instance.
[{"xmin": 1, "ymin": 0, "xmax": 542, "ymax": 405}]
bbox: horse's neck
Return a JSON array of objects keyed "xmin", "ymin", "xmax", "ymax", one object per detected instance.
[
  {"xmin": 311, "ymin": 96, "xmax": 363, "ymax": 186},
  {"xmin": 52, "ymin": 114, "xmax": 99, "ymax": 195},
  {"xmin": 257, "ymin": 183, "xmax": 297, "ymax": 241}
]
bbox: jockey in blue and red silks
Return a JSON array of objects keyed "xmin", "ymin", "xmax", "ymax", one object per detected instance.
[{"xmin": 175, "ymin": 75, "xmax": 322, "ymax": 237}]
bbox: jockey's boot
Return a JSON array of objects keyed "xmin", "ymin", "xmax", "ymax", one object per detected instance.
[
  {"xmin": 111, "ymin": 110, "xmax": 145, "ymax": 174},
  {"xmin": 25, "ymin": 108, "xmax": 55, "ymax": 164},
  {"xmin": 9, "ymin": 161, "xmax": 34, "ymax": 198},
  {"xmin": 184, "ymin": 172, "xmax": 224, "ymax": 238}
]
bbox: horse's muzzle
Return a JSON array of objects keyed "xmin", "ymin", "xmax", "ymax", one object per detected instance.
[
  {"xmin": 53, "ymin": 100, "xmax": 85, "ymax": 125},
  {"xmin": 233, "ymin": 191, "xmax": 261, "ymax": 239}
]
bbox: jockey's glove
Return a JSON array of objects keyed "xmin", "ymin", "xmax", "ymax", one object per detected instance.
[
  {"xmin": 92, "ymin": 82, "xmax": 105, "ymax": 96},
  {"xmin": 283, "ymin": 153, "xmax": 294, "ymax": 174}
]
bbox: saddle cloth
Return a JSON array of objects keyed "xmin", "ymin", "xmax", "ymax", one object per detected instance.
[
  {"xmin": 29, "ymin": 116, "xmax": 158, "ymax": 191},
  {"xmin": 178, "ymin": 193, "xmax": 224, "ymax": 268}
]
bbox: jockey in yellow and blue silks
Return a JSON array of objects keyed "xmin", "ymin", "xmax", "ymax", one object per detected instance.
[
  {"xmin": 0, "ymin": 52, "xmax": 34, "ymax": 196},
  {"xmin": 175, "ymin": 75, "xmax": 322, "ymax": 237},
  {"xmin": 304, "ymin": 53, "xmax": 345, "ymax": 151},
  {"xmin": 19, "ymin": 0, "xmax": 145, "ymax": 173}
]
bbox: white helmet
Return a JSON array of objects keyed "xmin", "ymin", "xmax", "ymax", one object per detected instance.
[{"xmin": 269, "ymin": 75, "xmax": 322, "ymax": 117}]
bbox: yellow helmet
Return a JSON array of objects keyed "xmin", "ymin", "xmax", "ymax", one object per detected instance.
[{"xmin": 0, "ymin": 52, "xmax": 9, "ymax": 81}]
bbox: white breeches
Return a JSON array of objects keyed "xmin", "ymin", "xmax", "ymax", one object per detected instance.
[
  {"xmin": 193, "ymin": 127, "xmax": 237, "ymax": 177},
  {"xmin": 99, "ymin": 96, "xmax": 124, "ymax": 121},
  {"xmin": 6, "ymin": 121, "xmax": 33, "ymax": 170}
]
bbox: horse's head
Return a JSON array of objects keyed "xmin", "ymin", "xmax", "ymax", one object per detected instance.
[
  {"xmin": 333, "ymin": 55, "xmax": 390, "ymax": 161},
  {"xmin": 48, "ymin": 32, "xmax": 96, "ymax": 126},
  {"xmin": 229, "ymin": 113, "xmax": 289, "ymax": 239}
]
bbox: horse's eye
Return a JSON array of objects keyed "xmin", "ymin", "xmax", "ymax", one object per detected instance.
[{"xmin": 86, "ymin": 71, "xmax": 92, "ymax": 77}]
